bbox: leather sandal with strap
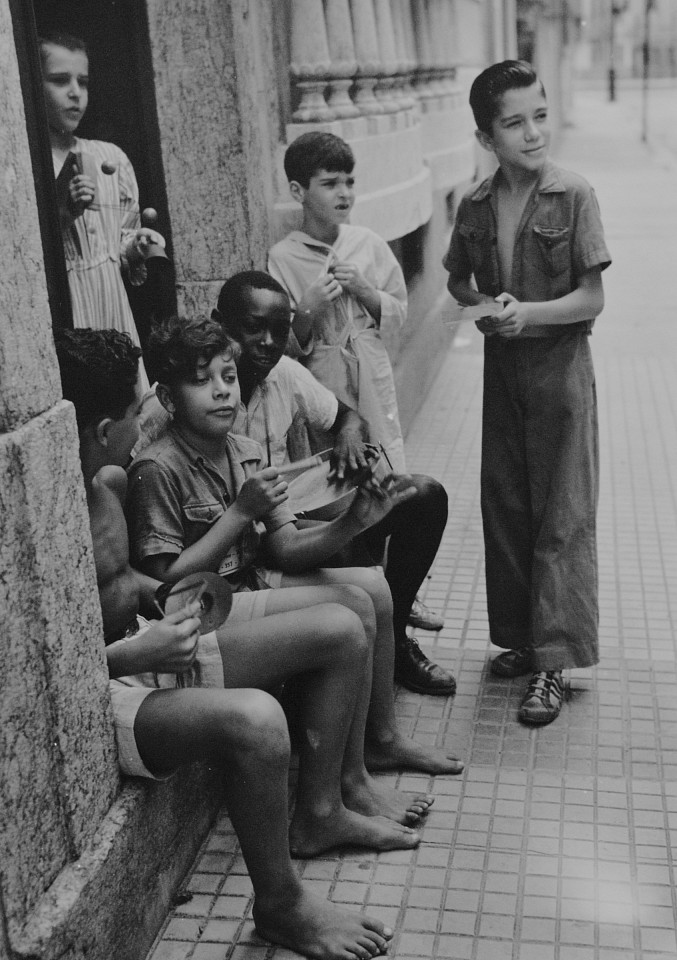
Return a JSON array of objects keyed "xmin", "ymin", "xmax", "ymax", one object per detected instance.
[
  {"xmin": 518, "ymin": 671, "xmax": 565, "ymax": 726},
  {"xmin": 490, "ymin": 646, "xmax": 533, "ymax": 678}
]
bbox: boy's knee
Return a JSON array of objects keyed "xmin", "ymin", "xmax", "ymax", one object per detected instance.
[
  {"xmin": 411, "ymin": 474, "xmax": 448, "ymax": 515},
  {"xmin": 333, "ymin": 582, "xmax": 377, "ymax": 637},
  {"xmin": 233, "ymin": 690, "xmax": 290, "ymax": 761},
  {"xmin": 353, "ymin": 566, "xmax": 393, "ymax": 615},
  {"xmin": 325, "ymin": 603, "xmax": 370, "ymax": 663}
]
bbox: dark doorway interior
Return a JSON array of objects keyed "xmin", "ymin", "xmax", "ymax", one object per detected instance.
[{"xmin": 19, "ymin": 0, "xmax": 177, "ymax": 346}]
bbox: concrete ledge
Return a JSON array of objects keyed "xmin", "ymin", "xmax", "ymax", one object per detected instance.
[{"xmin": 8, "ymin": 766, "xmax": 224, "ymax": 960}]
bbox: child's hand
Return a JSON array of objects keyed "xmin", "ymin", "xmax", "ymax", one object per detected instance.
[
  {"xmin": 68, "ymin": 173, "xmax": 96, "ymax": 209},
  {"xmin": 129, "ymin": 228, "xmax": 166, "ymax": 262},
  {"xmin": 330, "ymin": 434, "xmax": 377, "ymax": 481},
  {"xmin": 299, "ymin": 273, "xmax": 343, "ymax": 315},
  {"xmin": 143, "ymin": 601, "xmax": 202, "ymax": 673},
  {"xmin": 329, "ymin": 261, "xmax": 368, "ymax": 298},
  {"xmin": 346, "ymin": 472, "xmax": 417, "ymax": 530},
  {"xmin": 236, "ymin": 467, "xmax": 289, "ymax": 520},
  {"xmin": 491, "ymin": 293, "xmax": 529, "ymax": 338}
]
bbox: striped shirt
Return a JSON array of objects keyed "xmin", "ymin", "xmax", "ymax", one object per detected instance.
[{"xmin": 56, "ymin": 137, "xmax": 149, "ymax": 390}]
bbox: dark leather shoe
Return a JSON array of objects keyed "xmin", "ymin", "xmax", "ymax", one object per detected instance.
[
  {"xmin": 394, "ymin": 636, "xmax": 457, "ymax": 696},
  {"xmin": 490, "ymin": 647, "xmax": 533, "ymax": 678}
]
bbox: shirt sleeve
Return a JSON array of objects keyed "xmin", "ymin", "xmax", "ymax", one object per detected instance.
[
  {"xmin": 117, "ymin": 148, "xmax": 146, "ymax": 286},
  {"xmin": 572, "ymin": 185, "xmax": 611, "ymax": 278},
  {"xmin": 126, "ymin": 459, "xmax": 185, "ymax": 563},
  {"xmin": 372, "ymin": 235, "xmax": 407, "ymax": 334},
  {"xmin": 288, "ymin": 359, "xmax": 339, "ymax": 431},
  {"xmin": 442, "ymin": 198, "xmax": 473, "ymax": 282},
  {"xmin": 268, "ymin": 246, "xmax": 314, "ymax": 357}
]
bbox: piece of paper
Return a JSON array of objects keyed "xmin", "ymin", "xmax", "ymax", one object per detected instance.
[{"xmin": 458, "ymin": 302, "xmax": 504, "ymax": 322}]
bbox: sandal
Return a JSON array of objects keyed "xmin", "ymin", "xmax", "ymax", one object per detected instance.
[
  {"xmin": 490, "ymin": 646, "xmax": 533, "ymax": 678},
  {"xmin": 518, "ymin": 671, "xmax": 565, "ymax": 726}
]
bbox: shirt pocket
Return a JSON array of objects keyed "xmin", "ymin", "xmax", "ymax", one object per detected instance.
[
  {"xmin": 533, "ymin": 225, "xmax": 570, "ymax": 276},
  {"xmin": 182, "ymin": 500, "xmax": 222, "ymax": 545}
]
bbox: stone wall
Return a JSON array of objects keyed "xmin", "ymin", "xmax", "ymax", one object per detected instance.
[
  {"xmin": 0, "ymin": 0, "xmax": 120, "ymax": 940},
  {"xmin": 0, "ymin": 3, "xmax": 225, "ymax": 957},
  {"xmin": 144, "ymin": 0, "xmax": 280, "ymax": 317}
]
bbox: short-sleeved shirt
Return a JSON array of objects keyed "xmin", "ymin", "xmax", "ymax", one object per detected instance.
[
  {"xmin": 126, "ymin": 428, "xmax": 295, "ymax": 577},
  {"xmin": 443, "ymin": 161, "xmax": 611, "ymax": 336},
  {"xmin": 232, "ymin": 355, "xmax": 338, "ymax": 468}
]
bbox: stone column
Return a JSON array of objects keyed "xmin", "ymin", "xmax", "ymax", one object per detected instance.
[
  {"xmin": 373, "ymin": 0, "xmax": 400, "ymax": 112},
  {"xmin": 429, "ymin": 0, "xmax": 455, "ymax": 93},
  {"xmin": 391, "ymin": 0, "xmax": 417, "ymax": 110},
  {"xmin": 324, "ymin": 0, "xmax": 359, "ymax": 118},
  {"xmin": 349, "ymin": 0, "xmax": 384, "ymax": 115},
  {"xmin": 411, "ymin": 0, "xmax": 436, "ymax": 99},
  {"xmin": 289, "ymin": 0, "xmax": 335, "ymax": 122}
]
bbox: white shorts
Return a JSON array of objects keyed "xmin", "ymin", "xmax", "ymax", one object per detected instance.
[{"xmin": 110, "ymin": 588, "xmax": 273, "ymax": 779}]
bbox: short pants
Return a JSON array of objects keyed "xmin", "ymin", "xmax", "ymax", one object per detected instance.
[{"xmin": 110, "ymin": 588, "xmax": 273, "ymax": 780}]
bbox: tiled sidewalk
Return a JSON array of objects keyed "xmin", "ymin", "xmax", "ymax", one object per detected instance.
[{"xmin": 148, "ymin": 88, "xmax": 677, "ymax": 960}]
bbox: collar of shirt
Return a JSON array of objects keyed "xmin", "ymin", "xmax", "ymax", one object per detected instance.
[{"xmin": 471, "ymin": 160, "xmax": 566, "ymax": 203}]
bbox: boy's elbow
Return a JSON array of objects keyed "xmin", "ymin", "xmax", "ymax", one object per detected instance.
[{"xmin": 446, "ymin": 275, "xmax": 468, "ymax": 304}]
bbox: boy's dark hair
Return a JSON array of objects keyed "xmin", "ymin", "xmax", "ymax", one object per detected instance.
[
  {"xmin": 38, "ymin": 31, "xmax": 89, "ymax": 66},
  {"xmin": 148, "ymin": 316, "xmax": 241, "ymax": 386},
  {"xmin": 469, "ymin": 60, "xmax": 545, "ymax": 134},
  {"xmin": 284, "ymin": 132, "xmax": 354, "ymax": 188},
  {"xmin": 213, "ymin": 271, "xmax": 289, "ymax": 329},
  {"xmin": 55, "ymin": 328, "xmax": 140, "ymax": 432}
]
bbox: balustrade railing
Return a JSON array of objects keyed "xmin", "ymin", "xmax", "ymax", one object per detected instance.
[{"xmin": 288, "ymin": 0, "xmax": 459, "ymax": 124}]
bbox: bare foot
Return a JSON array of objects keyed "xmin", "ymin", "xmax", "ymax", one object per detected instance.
[
  {"xmin": 253, "ymin": 883, "xmax": 393, "ymax": 960},
  {"xmin": 365, "ymin": 732, "xmax": 464, "ymax": 776},
  {"xmin": 342, "ymin": 770, "xmax": 434, "ymax": 824},
  {"xmin": 290, "ymin": 804, "xmax": 420, "ymax": 858}
]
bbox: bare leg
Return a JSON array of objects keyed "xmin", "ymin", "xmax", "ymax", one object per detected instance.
[
  {"xmin": 215, "ymin": 600, "xmax": 419, "ymax": 855},
  {"xmin": 274, "ymin": 576, "xmax": 434, "ymax": 823},
  {"xmin": 134, "ymin": 688, "xmax": 393, "ymax": 960},
  {"xmin": 282, "ymin": 568, "xmax": 464, "ymax": 776}
]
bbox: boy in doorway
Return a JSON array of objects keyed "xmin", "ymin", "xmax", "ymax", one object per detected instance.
[
  {"xmin": 55, "ymin": 326, "xmax": 402, "ymax": 960},
  {"xmin": 40, "ymin": 31, "xmax": 163, "ymax": 391},
  {"xmin": 444, "ymin": 61, "xmax": 611, "ymax": 725}
]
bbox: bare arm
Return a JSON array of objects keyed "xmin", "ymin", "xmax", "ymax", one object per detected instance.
[
  {"xmin": 490, "ymin": 268, "xmax": 604, "ymax": 338},
  {"xmin": 106, "ymin": 603, "xmax": 202, "ymax": 679},
  {"xmin": 330, "ymin": 402, "xmax": 372, "ymax": 479},
  {"xmin": 447, "ymin": 274, "xmax": 496, "ymax": 307},
  {"xmin": 138, "ymin": 468, "xmax": 288, "ymax": 583},
  {"xmin": 264, "ymin": 474, "xmax": 417, "ymax": 573}
]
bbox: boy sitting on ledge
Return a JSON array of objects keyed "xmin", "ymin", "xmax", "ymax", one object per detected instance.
[
  {"xmin": 55, "ymin": 327, "xmax": 400, "ymax": 960},
  {"xmin": 126, "ymin": 315, "xmax": 463, "ymax": 784}
]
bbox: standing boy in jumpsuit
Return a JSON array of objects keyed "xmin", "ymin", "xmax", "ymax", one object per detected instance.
[{"xmin": 444, "ymin": 61, "xmax": 611, "ymax": 725}]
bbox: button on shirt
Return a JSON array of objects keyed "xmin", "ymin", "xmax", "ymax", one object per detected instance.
[{"xmin": 127, "ymin": 428, "xmax": 295, "ymax": 577}]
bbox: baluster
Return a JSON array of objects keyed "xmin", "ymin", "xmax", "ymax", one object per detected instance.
[
  {"xmin": 349, "ymin": 0, "xmax": 384, "ymax": 115},
  {"xmin": 324, "ymin": 0, "xmax": 360, "ymax": 118},
  {"xmin": 290, "ymin": 0, "xmax": 335, "ymax": 122},
  {"xmin": 373, "ymin": 0, "xmax": 400, "ymax": 112}
]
